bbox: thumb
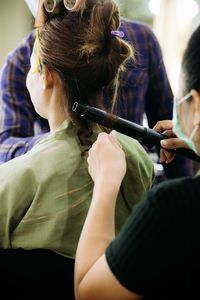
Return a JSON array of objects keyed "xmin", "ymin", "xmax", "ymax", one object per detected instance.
[
  {"xmin": 161, "ymin": 138, "xmax": 188, "ymax": 150},
  {"xmin": 109, "ymin": 130, "xmax": 122, "ymax": 149}
]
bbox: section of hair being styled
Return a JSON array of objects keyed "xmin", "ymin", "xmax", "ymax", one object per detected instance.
[
  {"xmin": 37, "ymin": 0, "xmax": 133, "ymax": 147},
  {"xmin": 182, "ymin": 25, "xmax": 200, "ymax": 93}
]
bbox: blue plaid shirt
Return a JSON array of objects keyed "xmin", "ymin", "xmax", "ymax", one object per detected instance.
[{"xmin": 0, "ymin": 19, "xmax": 194, "ymax": 177}]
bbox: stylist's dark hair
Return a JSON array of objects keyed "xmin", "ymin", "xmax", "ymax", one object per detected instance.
[
  {"xmin": 182, "ymin": 25, "xmax": 200, "ymax": 93},
  {"xmin": 37, "ymin": 0, "xmax": 133, "ymax": 148}
]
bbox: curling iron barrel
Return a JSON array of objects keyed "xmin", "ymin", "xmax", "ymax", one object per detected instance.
[{"xmin": 72, "ymin": 102, "xmax": 200, "ymax": 162}]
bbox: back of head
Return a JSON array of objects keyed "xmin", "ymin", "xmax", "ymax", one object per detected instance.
[
  {"xmin": 37, "ymin": 0, "xmax": 133, "ymax": 146},
  {"xmin": 182, "ymin": 25, "xmax": 200, "ymax": 93}
]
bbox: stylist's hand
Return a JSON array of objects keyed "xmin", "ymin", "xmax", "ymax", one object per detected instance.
[
  {"xmin": 153, "ymin": 120, "xmax": 188, "ymax": 163},
  {"xmin": 88, "ymin": 130, "xmax": 126, "ymax": 185}
]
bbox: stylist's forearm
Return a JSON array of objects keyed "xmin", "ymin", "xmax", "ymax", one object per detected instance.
[{"xmin": 75, "ymin": 179, "xmax": 120, "ymax": 282}]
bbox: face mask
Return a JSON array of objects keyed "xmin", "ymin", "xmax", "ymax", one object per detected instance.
[
  {"xmin": 25, "ymin": 0, "xmax": 39, "ymax": 17},
  {"xmin": 173, "ymin": 92, "xmax": 199, "ymax": 154}
]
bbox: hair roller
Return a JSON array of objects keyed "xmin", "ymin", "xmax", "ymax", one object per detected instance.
[{"xmin": 44, "ymin": 0, "xmax": 62, "ymax": 13}]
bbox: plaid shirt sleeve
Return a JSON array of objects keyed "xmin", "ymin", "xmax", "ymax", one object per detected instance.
[{"xmin": 0, "ymin": 31, "xmax": 49, "ymax": 163}]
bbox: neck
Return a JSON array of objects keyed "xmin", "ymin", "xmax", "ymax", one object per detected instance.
[
  {"xmin": 48, "ymin": 114, "xmax": 68, "ymax": 133},
  {"xmin": 47, "ymin": 89, "xmax": 69, "ymax": 133}
]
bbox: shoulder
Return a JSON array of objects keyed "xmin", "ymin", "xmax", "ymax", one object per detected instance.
[
  {"xmin": 120, "ymin": 18, "xmax": 157, "ymax": 41},
  {"xmin": 30, "ymin": 129, "xmax": 84, "ymax": 166},
  {"xmin": 119, "ymin": 18, "xmax": 161, "ymax": 67},
  {"xmin": 20, "ymin": 30, "xmax": 35, "ymax": 46},
  {"xmin": 0, "ymin": 153, "xmax": 38, "ymax": 191},
  {"xmin": 116, "ymin": 132, "xmax": 154, "ymax": 180},
  {"xmin": 117, "ymin": 131, "xmax": 152, "ymax": 162},
  {"xmin": 148, "ymin": 175, "xmax": 200, "ymax": 207},
  {"xmin": 5, "ymin": 31, "xmax": 35, "ymax": 67},
  {"xmin": 19, "ymin": 30, "xmax": 35, "ymax": 53},
  {"xmin": 0, "ymin": 31, "xmax": 35, "ymax": 87}
]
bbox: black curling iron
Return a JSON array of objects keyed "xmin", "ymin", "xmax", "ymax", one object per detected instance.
[{"xmin": 72, "ymin": 102, "xmax": 200, "ymax": 162}]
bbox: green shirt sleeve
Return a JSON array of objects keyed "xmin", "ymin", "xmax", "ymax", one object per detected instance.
[{"xmin": 0, "ymin": 157, "xmax": 36, "ymax": 248}]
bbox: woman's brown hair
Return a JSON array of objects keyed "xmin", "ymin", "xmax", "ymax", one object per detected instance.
[{"xmin": 38, "ymin": 0, "xmax": 133, "ymax": 147}]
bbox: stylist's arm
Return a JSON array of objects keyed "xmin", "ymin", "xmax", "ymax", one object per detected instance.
[{"xmin": 74, "ymin": 130, "xmax": 142, "ymax": 300}]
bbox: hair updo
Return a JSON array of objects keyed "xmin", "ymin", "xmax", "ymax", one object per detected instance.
[{"xmin": 37, "ymin": 0, "xmax": 134, "ymax": 147}]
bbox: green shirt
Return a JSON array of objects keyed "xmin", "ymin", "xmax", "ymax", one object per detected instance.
[{"xmin": 0, "ymin": 120, "xmax": 154, "ymax": 258}]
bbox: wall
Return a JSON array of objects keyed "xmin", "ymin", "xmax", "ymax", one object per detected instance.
[
  {"xmin": 153, "ymin": 0, "xmax": 200, "ymax": 94},
  {"xmin": 0, "ymin": 0, "xmax": 33, "ymax": 68}
]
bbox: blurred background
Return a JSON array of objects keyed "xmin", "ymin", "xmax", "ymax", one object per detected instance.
[
  {"xmin": 0, "ymin": 0, "xmax": 199, "ymax": 177},
  {"xmin": 117, "ymin": 0, "xmax": 200, "ymax": 95},
  {"xmin": 0, "ymin": 0, "xmax": 200, "ymax": 96}
]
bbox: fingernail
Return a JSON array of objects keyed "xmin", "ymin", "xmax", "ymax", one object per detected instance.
[{"xmin": 161, "ymin": 140, "xmax": 167, "ymax": 146}]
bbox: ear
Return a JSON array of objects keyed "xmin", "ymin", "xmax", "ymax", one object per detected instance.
[
  {"xmin": 191, "ymin": 89, "xmax": 200, "ymax": 126},
  {"xmin": 42, "ymin": 67, "xmax": 54, "ymax": 90}
]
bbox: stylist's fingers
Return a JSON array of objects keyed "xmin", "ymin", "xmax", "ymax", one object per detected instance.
[
  {"xmin": 109, "ymin": 130, "xmax": 122, "ymax": 149},
  {"xmin": 87, "ymin": 131, "xmax": 126, "ymax": 183},
  {"xmin": 161, "ymin": 137, "xmax": 188, "ymax": 150},
  {"xmin": 160, "ymin": 148, "xmax": 176, "ymax": 164},
  {"xmin": 87, "ymin": 132, "xmax": 112, "ymax": 181},
  {"xmin": 158, "ymin": 129, "xmax": 177, "ymax": 163},
  {"xmin": 153, "ymin": 120, "xmax": 173, "ymax": 132},
  {"xmin": 159, "ymin": 135, "xmax": 188, "ymax": 164},
  {"xmin": 87, "ymin": 140, "xmax": 98, "ymax": 181},
  {"xmin": 162, "ymin": 129, "xmax": 176, "ymax": 138},
  {"xmin": 109, "ymin": 130, "xmax": 126, "ymax": 176},
  {"xmin": 153, "ymin": 120, "xmax": 189, "ymax": 164}
]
